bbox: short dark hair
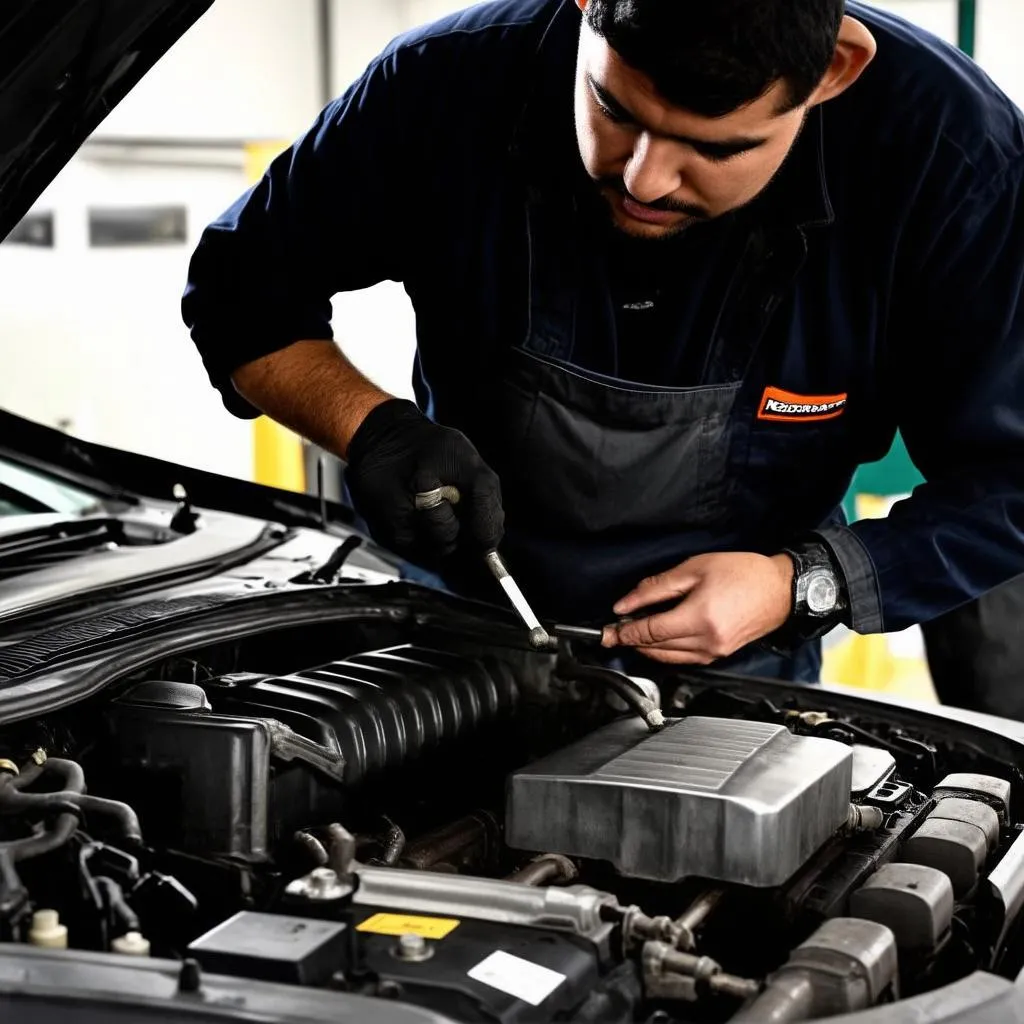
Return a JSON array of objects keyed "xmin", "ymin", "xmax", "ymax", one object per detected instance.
[{"xmin": 583, "ymin": 0, "xmax": 845, "ymax": 118}]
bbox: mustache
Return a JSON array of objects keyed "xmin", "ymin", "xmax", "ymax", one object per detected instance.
[{"xmin": 598, "ymin": 176, "xmax": 709, "ymax": 219}]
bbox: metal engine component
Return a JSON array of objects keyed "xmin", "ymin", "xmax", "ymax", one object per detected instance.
[
  {"xmin": 733, "ymin": 918, "xmax": 898, "ymax": 1023},
  {"xmin": 933, "ymin": 773, "xmax": 1012, "ymax": 822},
  {"xmin": 901, "ymin": 797, "xmax": 1000, "ymax": 896},
  {"xmin": 506, "ymin": 716, "xmax": 853, "ymax": 886},
  {"xmin": 351, "ymin": 865, "xmax": 617, "ymax": 945},
  {"xmin": 642, "ymin": 940, "xmax": 760, "ymax": 1003},
  {"xmin": 285, "ymin": 867, "xmax": 352, "ymax": 903},
  {"xmin": 930, "ymin": 798, "xmax": 1001, "ymax": 848},
  {"xmin": 400, "ymin": 812, "xmax": 497, "ymax": 873},
  {"xmin": 986, "ymin": 825, "xmax": 1024, "ymax": 952},
  {"xmin": 849, "ymin": 863, "xmax": 954, "ymax": 952},
  {"xmin": 847, "ymin": 804, "xmax": 886, "ymax": 831},
  {"xmin": 851, "ymin": 745, "xmax": 897, "ymax": 798}
]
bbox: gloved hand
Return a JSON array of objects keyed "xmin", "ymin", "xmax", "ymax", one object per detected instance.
[{"xmin": 345, "ymin": 399, "xmax": 504, "ymax": 564}]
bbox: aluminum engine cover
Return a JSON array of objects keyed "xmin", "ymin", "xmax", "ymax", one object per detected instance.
[{"xmin": 506, "ymin": 716, "xmax": 853, "ymax": 887}]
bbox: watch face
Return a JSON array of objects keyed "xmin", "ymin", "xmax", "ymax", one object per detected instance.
[{"xmin": 806, "ymin": 570, "xmax": 839, "ymax": 615}]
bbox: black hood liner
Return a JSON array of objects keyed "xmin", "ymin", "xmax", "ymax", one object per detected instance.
[
  {"xmin": 0, "ymin": 0, "xmax": 214, "ymax": 241},
  {"xmin": 0, "ymin": 407, "xmax": 360, "ymax": 534}
]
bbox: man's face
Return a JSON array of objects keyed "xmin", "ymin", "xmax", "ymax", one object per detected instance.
[{"xmin": 575, "ymin": 22, "xmax": 810, "ymax": 239}]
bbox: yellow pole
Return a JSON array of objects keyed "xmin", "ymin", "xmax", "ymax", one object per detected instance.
[{"xmin": 244, "ymin": 140, "xmax": 306, "ymax": 493}]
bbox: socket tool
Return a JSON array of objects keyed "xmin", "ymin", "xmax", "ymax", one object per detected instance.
[
  {"xmin": 413, "ymin": 485, "xmax": 552, "ymax": 649},
  {"xmin": 483, "ymin": 549, "xmax": 552, "ymax": 649},
  {"xmin": 552, "ymin": 624, "xmax": 605, "ymax": 644}
]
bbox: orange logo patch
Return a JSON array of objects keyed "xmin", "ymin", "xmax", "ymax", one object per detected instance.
[{"xmin": 757, "ymin": 386, "xmax": 848, "ymax": 423}]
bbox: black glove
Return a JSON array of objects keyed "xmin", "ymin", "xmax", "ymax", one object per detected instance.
[{"xmin": 345, "ymin": 399, "xmax": 504, "ymax": 564}]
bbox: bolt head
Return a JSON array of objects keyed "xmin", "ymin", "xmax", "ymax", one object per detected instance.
[
  {"xmin": 309, "ymin": 867, "xmax": 338, "ymax": 890},
  {"xmin": 393, "ymin": 932, "xmax": 433, "ymax": 962}
]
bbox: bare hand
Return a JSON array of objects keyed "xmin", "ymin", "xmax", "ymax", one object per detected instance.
[{"xmin": 601, "ymin": 553, "xmax": 795, "ymax": 665}]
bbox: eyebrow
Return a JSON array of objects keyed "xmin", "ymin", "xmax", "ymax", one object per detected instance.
[{"xmin": 587, "ymin": 74, "xmax": 769, "ymax": 156}]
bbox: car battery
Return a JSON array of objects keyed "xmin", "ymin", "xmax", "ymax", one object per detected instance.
[
  {"xmin": 194, "ymin": 869, "xmax": 613, "ymax": 1022},
  {"xmin": 187, "ymin": 910, "xmax": 349, "ymax": 986},
  {"xmin": 350, "ymin": 906, "xmax": 603, "ymax": 1024}
]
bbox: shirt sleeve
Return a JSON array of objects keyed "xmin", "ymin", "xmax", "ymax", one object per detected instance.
[
  {"xmin": 816, "ymin": 155, "xmax": 1024, "ymax": 634},
  {"xmin": 181, "ymin": 55, "xmax": 406, "ymax": 418}
]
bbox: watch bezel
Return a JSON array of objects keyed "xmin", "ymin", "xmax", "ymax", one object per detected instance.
[{"xmin": 805, "ymin": 568, "xmax": 840, "ymax": 615}]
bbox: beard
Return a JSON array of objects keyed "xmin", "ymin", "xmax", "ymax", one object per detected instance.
[{"xmin": 588, "ymin": 112, "xmax": 810, "ymax": 242}]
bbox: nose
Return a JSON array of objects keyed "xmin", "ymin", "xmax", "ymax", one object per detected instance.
[{"xmin": 622, "ymin": 132, "xmax": 683, "ymax": 204}]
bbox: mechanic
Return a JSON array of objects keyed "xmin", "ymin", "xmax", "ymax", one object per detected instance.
[{"xmin": 182, "ymin": 0, "xmax": 1024, "ymax": 684}]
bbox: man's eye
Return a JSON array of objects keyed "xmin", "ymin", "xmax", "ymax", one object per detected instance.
[
  {"xmin": 597, "ymin": 100, "xmax": 632, "ymax": 126},
  {"xmin": 694, "ymin": 146, "xmax": 745, "ymax": 163}
]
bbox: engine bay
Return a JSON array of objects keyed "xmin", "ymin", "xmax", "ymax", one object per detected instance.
[{"xmin": 3, "ymin": 615, "xmax": 1024, "ymax": 1023}]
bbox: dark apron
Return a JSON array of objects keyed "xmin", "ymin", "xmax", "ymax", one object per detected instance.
[{"xmin": 443, "ymin": 186, "xmax": 822, "ymax": 684}]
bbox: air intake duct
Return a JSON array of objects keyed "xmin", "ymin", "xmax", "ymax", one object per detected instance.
[{"xmin": 106, "ymin": 646, "xmax": 519, "ymax": 857}]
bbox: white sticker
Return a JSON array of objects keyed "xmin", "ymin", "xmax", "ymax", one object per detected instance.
[{"xmin": 467, "ymin": 950, "xmax": 566, "ymax": 1006}]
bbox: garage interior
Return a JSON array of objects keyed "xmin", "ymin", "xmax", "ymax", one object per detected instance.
[
  {"xmin": 4, "ymin": 1, "xmax": 1024, "ymax": 1019},
  {"xmin": 2, "ymin": 0, "xmax": 1018, "ymax": 701}
]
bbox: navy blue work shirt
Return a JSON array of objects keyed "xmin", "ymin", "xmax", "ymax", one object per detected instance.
[{"xmin": 182, "ymin": 0, "xmax": 1024, "ymax": 637}]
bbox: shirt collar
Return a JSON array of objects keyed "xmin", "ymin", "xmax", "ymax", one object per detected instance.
[{"xmin": 760, "ymin": 105, "xmax": 835, "ymax": 230}]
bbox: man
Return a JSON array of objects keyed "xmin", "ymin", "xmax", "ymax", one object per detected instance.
[{"xmin": 182, "ymin": 0, "xmax": 1024, "ymax": 684}]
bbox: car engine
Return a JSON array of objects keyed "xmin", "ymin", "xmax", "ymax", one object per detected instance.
[{"xmin": 2, "ymin": 617, "xmax": 1024, "ymax": 1023}]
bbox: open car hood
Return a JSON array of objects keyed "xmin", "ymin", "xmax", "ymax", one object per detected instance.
[
  {"xmin": 0, "ymin": 0, "xmax": 214, "ymax": 241},
  {"xmin": 0, "ymin": 406, "xmax": 361, "ymax": 535}
]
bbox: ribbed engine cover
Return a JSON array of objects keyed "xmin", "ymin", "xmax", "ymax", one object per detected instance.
[{"xmin": 506, "ymin": 716, "xmax": 853, "ymax": 887}]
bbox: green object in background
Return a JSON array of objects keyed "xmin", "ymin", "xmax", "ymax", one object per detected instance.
[
  {"xmin": 840, "ymin": 3, "xmax": 975, "ymax": 525},
  {"xmin": 843, "ymin": 432, "xmax": 925, "ymax": 522},
  {"xmin": 958, "ymin": 0, "xmax": 977, "ymax": 58}
]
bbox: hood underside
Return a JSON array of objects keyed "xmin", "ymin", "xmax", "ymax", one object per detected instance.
[{"xmin": 0, "ymin": 0, "xmax": 214, "ymax": 241}]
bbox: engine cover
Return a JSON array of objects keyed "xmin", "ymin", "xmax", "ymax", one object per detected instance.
[{"xmin": 506, "ymin": 716, "xmax": 853, "ymax": 887}]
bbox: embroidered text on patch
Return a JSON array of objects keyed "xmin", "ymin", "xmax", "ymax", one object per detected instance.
[{"xmin": 758, "ymin": 386, "xmax": 848, "ymax": 422}]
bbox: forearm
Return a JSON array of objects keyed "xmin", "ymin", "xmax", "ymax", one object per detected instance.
[{"xmin": 231, "ymin": 339, "xmax": 393, "ymax": 459}]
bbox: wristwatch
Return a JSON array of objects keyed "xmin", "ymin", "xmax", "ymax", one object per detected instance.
[{"xmin": 781, "ymin": 539, "xmax": 849, "ymax": 629}]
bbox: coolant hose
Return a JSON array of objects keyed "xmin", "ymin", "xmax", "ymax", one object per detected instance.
[
  {"xmin": 560, "ymin": 661, "xmax": 664, "ymax": 730},
  {"xmin": 94, "ymin": 876, "xmax": 141, "ymax": 934},
  {"xmin": 0, "ymin": 788, "xmax": 141, "ymax": 842},
  {"xmin": 13, "ymin": 757, "xmax": 85, "ymax": 793},
  {"xmin": 0, "ymin": 800, "xmax": 79, "ymax": 863}
]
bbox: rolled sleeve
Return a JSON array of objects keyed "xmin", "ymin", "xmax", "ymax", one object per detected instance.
[
  {"xmin": 181, "ymin": 54, "xmax": 406, "ymax": 415},
  {"xmin": 814, "ymin": 523, "xmax": 884, "ymax": 633}
]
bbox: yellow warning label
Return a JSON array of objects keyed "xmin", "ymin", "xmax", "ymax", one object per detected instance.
[{"xmin": 356, "ymin": 913, "xmax": 461, "ymax": 940}]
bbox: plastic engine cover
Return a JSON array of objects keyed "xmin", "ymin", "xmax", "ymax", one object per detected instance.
[{"xmin": 506, "ymin": 716, "xmax": 853, "ymax": 887}]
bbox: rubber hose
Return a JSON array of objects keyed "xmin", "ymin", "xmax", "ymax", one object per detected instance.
[
  {"xmin": 380, "ymin": 820, "xmax": 406, "ymax": 867},
  {"xmin": 561, "ymin": 662, "xmax": 664, "ymax": 730},
  {"xmin": 0, "ymin": 789, "xmax": 141, "ymax": 842},
  {"xmin": 18, "ymin": 758, "xmax": 86, "ymax": 794},
  {"xmin": 11, "ymin": 761, "xmax": 45, "ymax": 790},
  {"xmin": 1, "ymin": 809, "xmax": 79, "ymax": 862},
  {"xmin": 94, "ymin": 876, "xmax": 141, "ymax": 933},
  {"xmin": 294, "ymin": 830, "xmax": 329, "ymax": 869}
]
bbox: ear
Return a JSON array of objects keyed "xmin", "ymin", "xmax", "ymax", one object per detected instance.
[
  {"xmin": 575, "ymin": 0, "xmax": 588, "ymax": 10},
  {"xmin": 808, "ymin": 16, "xmax": 877, "ymax": 106}
]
